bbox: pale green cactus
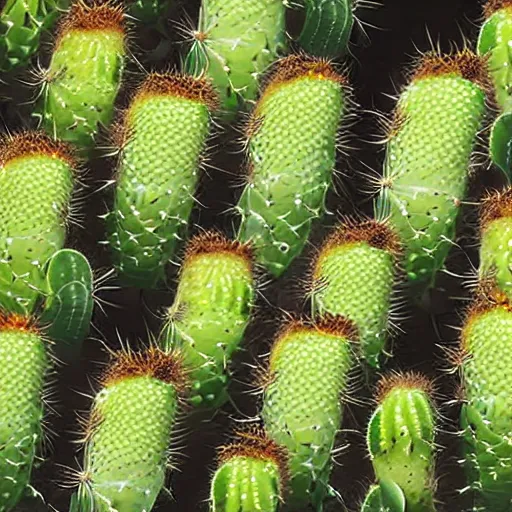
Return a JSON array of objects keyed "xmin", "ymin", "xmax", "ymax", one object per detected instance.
[
  {"xmin": 161, "ymin": 232, "xmax": 255, "ymax": 409},
  {"xmin": 106, "ymin": 73, "xmax": 217, "ymax": 289},
  {"xmin": 261, "ymin": 316, "xmax": 355, "ymax": 510},
  {"xmin": 376, "ymin": 50, "xmax": 488, "ymax": 301},
  {"xmin": 236, "ymin": 54, "xmax": 349, "ymax": 277},
  {"xmin": 365, "ymin": 372, "xmax": 437, "ymax": 512},
  {"xmin": 311, "ymin": 218, "xmax": 401, "ymax": 368}
]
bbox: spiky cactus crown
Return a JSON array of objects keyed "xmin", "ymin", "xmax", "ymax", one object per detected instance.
[
  {"xmin": 484, "ymin": 0, "xmax": 512, "ymax": 18},
  {"xmin": 480, "ymin": 187, "xmax": 512, "ymax": 230}
]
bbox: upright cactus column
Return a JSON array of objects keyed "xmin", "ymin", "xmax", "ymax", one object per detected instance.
[
  {"xmin": 37, "ymin": 1, "xmax": 126, "ymax": 153},
  {"xmin": 106, "ymin": 72, "xmax": 217, "ymax": 288},
  {"xmin": 459, "ymin": 285, "xmax": 512, "ymax": 510},
  {"xmin": 310, "ymin": 218, "xmax": 401, "ymax": 368},
  {"xmin": 70, "ymin": 347, "xmax": 186, "ymax": 512},
  {"xmin": 261, "ymin": 316, "xmax": 355, "ymax": 510},
  {"xmin": 376, "ymin": 50, "xmax": 489, "ymax": 301},
  {"xmin": 363, "ymin": 372, "xmax": 437, "ymax": 512},
  {"xmin": 236, "ymin": 54, "xmax": 349, "ymax": 277},
  {"xmin": 0, "ymin": 315, "xmax": 49, "ymax": 512},
  {"xmin": 161, "ymin": 232, "xmax": 255, "ymax": 409},
  {"xmin": 184, "ymin": 0, "xmax": 286, "ymax": 117}
]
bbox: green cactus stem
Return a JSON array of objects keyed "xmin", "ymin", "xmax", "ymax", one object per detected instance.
[
  {"xmin": 184, "ymin": 0, "xmax": 286, "ymax": 117},
  {"xmin": 210, "ymin": 427, "xmax": 288, "ymax": 512},
  {"xmin": 106, "ymin": 73, "xmax": 217, "ymax": 289},
  {"xmin": 36, "ymin": 1, "xmax": 126, "ymax": 153},
  {"xmin": 128, "ymin": 0, "xmax": 171, "ymax": 26},
  {"xmin": 161, "ymin": 232, "xmax": 255, "ymax": 409},
  {"xmin": 310, "ymin": 218, "xmax": 401, "ymax": 368},
  {"xmin": 236, "ymin": 54, "xmax": 349, "ymax": 277},
  {"xmin": 261, "ymin": 316, "xmax": 356, "ymax": 510},
  {"xmin": 70, "ymin": 347, "xmax": 186, "ymax": 512},
  {"xmin": 0, "ymin": 315, "xmax": 49, "ymax": 512},
  {"xmin": 376, "ymin": 50, "xmax": 489, "ymax": 301},
  {"xmin": 366, "ymin": 372, "xmax": 437, "ymax": 512},
  {"xmin": 459, "ymin": 286, "xmax": 512, "ymax": 510}
]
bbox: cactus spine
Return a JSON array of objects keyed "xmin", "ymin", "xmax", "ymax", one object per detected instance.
[
  {"xmin": 184, "ymin": 0, "xmax": 286, "ymax": 117},
  {"xmin": 70, "ymin": 347, "xmax": 186, "ymax": 512},
  {"xmin": 237, "ymin": 54, "xmax": 349, "ymax": 277},
  {"xmin": 161, "ymin": 232, "xmax": 255, "ymax": 408},
  {"xmin": 364, "ymin": 372, "xmax": 437, "ymax": 512},
  {"xmin": 311, "ymin": 218, "xmax": 401, "ymax": 368},
  {"xmin": 261, "ymin": 316, "xmax": 355, "ymax": 510},
  {"xmin": 0, "ymin": 315, "xmax": 49, "ymax": 512},
  {"xmin": 376, "ymin": 50, "xmax": 488, "ymax": 300},
  {"xmin": 210, "ymin": 428, "xmax": 287, "ymax": 512},
  {"xmin": 37, "ymin": 1, "xmax": 126, "ymax": 153},
  {"xmin": 106, "ymin": 73, "xmax": 217, "ymax": 288}
]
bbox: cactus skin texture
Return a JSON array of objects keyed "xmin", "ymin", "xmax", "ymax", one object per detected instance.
[
  {"xmin": 459, "ymin": 287, "xmax": 512, "ymax": 511},
  {"xmin": 106, "ymin": 74, "xmax": 217, "ymax": 289},
  {"xmin": 210, "ymin": 428, "xmax": 287, "ymax": 512},
  {"xmin": 0, "ymin": 315, "xmax": 48, "ymax": 512},
  {"xmin": 161, "ymin": 232, "xmax": 255, "ymax": 409},
  {"xmin": 261, "ymin": 316, "xmax": 355, "ymax": 510},
  {"xmin": 311, "ymin": 219, "xmax": 400, "ymax": 368},
  {"xmin": 376, "ymin": 51, "xmax": 488, "ymax": 300},
  {"xmin": 37, "ymin": 1, "xmax": 126, "ymax": 153},
  {"xmin": 184, "ymin": 0, "xmax": 286, "ymax": 117},
  {"xmin": 236, "ymin": 55, "xmax": 348, "ymax": 277},
  {"xmin": 296, "ymin": 0, "xmax": 354, "ymax": 58},
  {"xmin": 365, "ymin": 372, "xmax": 437, "ymax": 512},
  {"xmin": 70, "ymin": 347, "xmax": 186, "ymax": 512}
]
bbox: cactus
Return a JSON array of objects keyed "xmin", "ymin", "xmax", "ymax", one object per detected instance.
[
  {"xmin": 184, "ymin": 0, "xmax": 286, "ymax": 117},
  {"xmin": 261, "ymin": 316, "xmax": 356, "ymax": 510},
  {"xmin": 376, "ymin": 50, "xmax": 489, "ymax": 300},
  {"xmin": 0, "ymin": 314, "xmax": 49, "ymax": 512},
  {"xmin": 36, "ymin": 1, "xmax": 126, "ymax": 153},
  {"xmin": 128, "ymin": 0, "xmax": 171, "ymax": 26},
  {"xmin": 459, "ymin": 285, "xmax": 512, "ymax": 510},
  {"xmin": 70, "ymin": 347, "xmax": 186, "ymax": 512},
  {"xmin": 210, "ymin": 427, "xmax": 288, "ymax": 512},
  {"xmin": 310, "ymin": 218, "xmax": 401, "ymax": 368},
  {"xmin": 106, "ymin": 73, "xmax": 217, "ymax": 289},
  {"xmin": 295, "ymin": 0, "xmax": 354, "ymax": 58},
  {"xmin": 161, "ymin": 232, "xmax": 255, "ymax": 409},
  {"xmin": 236, "ymin": 54, "xmax": 349, "ymax": 277},
  {"xmin": 478, "ymin": 0, "xmax": 512, "ymax": 176},
  {"xmin": 365, "ymin": 372, "xmax": 437, "ymax": 512},
  {"xmin": 0, "ymin": 0, "xmax": 68, "ymax": 72}
]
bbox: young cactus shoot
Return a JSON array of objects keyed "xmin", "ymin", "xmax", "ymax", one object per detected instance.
[
  {"xmin": 106, "ymin": 73, "xmax": 218, "ymax": 289},
  {"xmin": 237, "ymin": 54, "xmax": 349, "ymax": 277},
  {"xmin": 161, "ymin": 232, "xmax": 255, "ymax": 409}
]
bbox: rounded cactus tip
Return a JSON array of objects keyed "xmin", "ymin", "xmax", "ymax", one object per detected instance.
[
  {"xmin": 101, "ymin": 346, "xmax": 189, "ymax": 392},
  {"xmin": 0, "ymin": 312, "xmax": 39, "ymax": 334},
  {"xmin": 376, "ymin": 370, "xmax": 435, "ymax": 404},
  {"xmin": 480, "ymin": 187, "xmax": 512, "ymax": 230},
  {"xmin": 484, "ymin": 0, "xmax": 512, "ymax": 18},
  {"xmin": 0, "ymin": 131, "xmax": 76, "ymax": 168}
]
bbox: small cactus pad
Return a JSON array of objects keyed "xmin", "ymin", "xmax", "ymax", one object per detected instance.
[
  {"xmin": 296, "ymin": 0, "xmax": 354, "ymax": 58},
  {"xmin": 38, "ymin": 1, "xmax": 126, "ymax": 152},
  {"xmin": 236, "ymin": 55, "xmax": 348, "ymax": 277},
  {"xmin": 106, "ymin": 73, "xmax": 217, "ymax": 288},
  {"xmin": 0, "ymin": 132, "xmax": 75, "ymax": 314},
  {"xmin": 184, "ymin": 0, "xmax": 286, "ymax": 116},
  {"xmin": 161, "ymin": 232, "xmax": 255, "ymax": 408},
  {"xmin": 210, "ymin": 428, "xmax": 288, "ymax": 512},
  {"xmin": 376, "ymin": 50, "xmax": 488, "ymax": 300},
  {"xmin": 261, "ymin": 316, "xmax": 355, "ymax": 510},
  {"xmin": 311, "ymin": 218, "xmax": 401, "ymax": 368},
  {"xmin": 460, "ymin": 288, "xmax": 512, "ymax": 510},
  {"xmin": 71, "ymin": 347, "xmax": 186, "ymax": 512},
  {"xmin": 479, "ymin": 187, "xmax": 512, "ymax": 299},
  {"xmin": 0, "ymin": 316, "xmax": 48, "ymax": 512},
  {"xmin": 366, "ymin": 372, "xmax": 436, "ymax": 512}
]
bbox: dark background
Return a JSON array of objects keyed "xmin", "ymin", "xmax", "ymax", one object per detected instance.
[{"xmin": 0, "ymin": 0, "xmax": 497, "ymax": 510}]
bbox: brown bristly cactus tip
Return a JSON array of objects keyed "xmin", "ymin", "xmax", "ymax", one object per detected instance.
[
  {"xmin": 0, "ymin": 312, "xmax": 39, "ymax": 334},
  {"xmin": 376, "ymin": 371, "xmax": 434, "ymax": 404},
  {"xmin": 0, "ymin": 131, "xmax": 76, "ymax": 168},
  {"xmin": 184, "ymin": 231, "xmax": 254, "ymax": 265},
  {"xmin": 484, "ymin": 0, "xmax": 512, "ymax": 18},
  {"xmin": 480, "ymin": 187, "xmax": 512, "ymax": 230},
  {"xmin": 101, "ymin": 346, "xmax": 188, "ymax": 392},
  {"xmin": 388, "ymin": 106, "xmax": 409, "ymax": 139}
]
